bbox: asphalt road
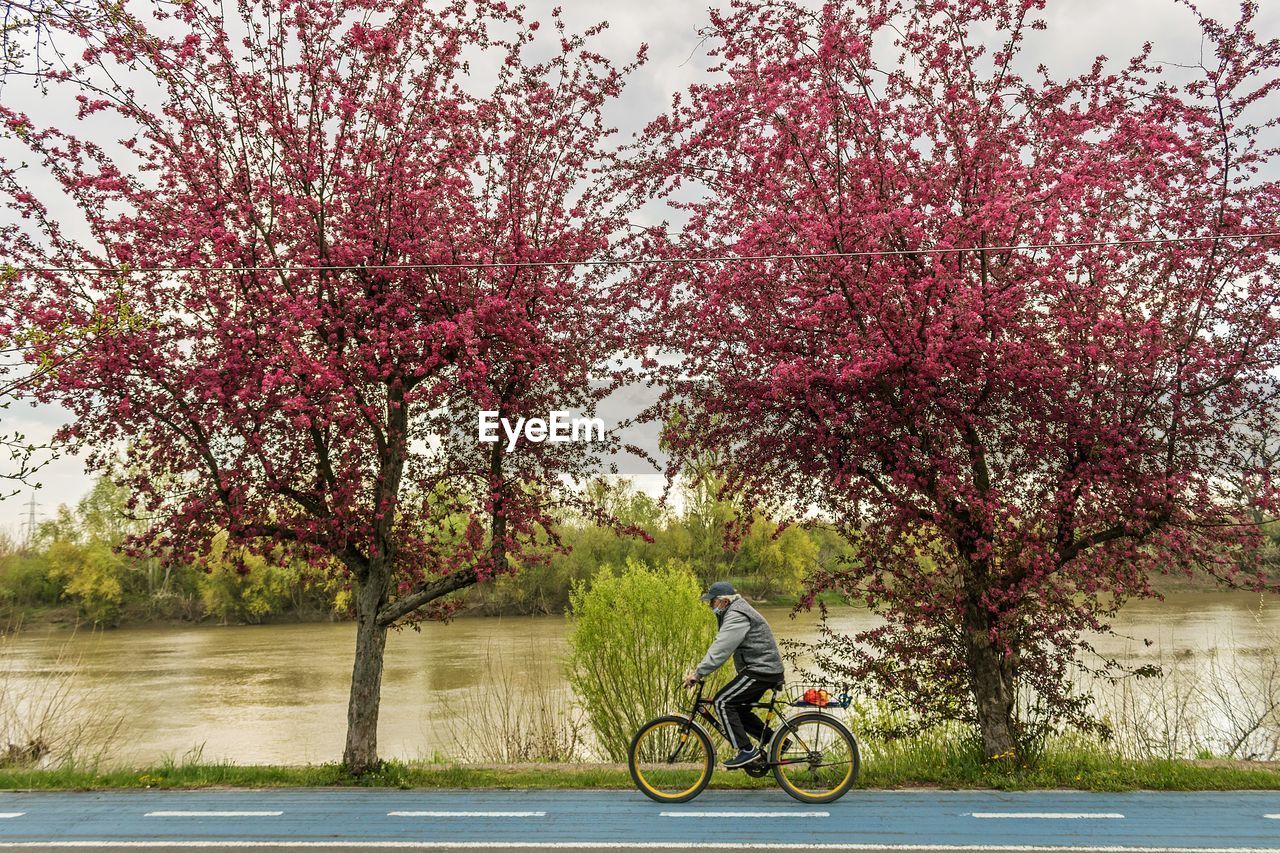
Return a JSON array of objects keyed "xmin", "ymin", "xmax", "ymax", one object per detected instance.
[{"xmin": 0, "ymin": 789, "xmax": 1277, "ymax": 852}]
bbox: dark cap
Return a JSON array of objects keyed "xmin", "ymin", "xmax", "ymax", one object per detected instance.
[{"xmin": 700, "ymin": 581, "xmax": 736, "ymax": 602}]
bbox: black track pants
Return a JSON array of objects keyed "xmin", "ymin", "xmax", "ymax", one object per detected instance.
[{"xmin": 712, "ymin": 673, "xmax": 779, "ymax": 751}]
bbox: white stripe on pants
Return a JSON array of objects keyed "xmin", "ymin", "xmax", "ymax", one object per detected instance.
[{"xmin": 714, "ymin": 674, "xmax": 757, "ymax": 750}]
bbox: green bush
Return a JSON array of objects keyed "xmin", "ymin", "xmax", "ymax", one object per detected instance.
[
  {"xmin": 730, "ymin": 514, "xmax": 818, "ymax": 600},
  {"xmin": 565, "ymin": 558, "xmax": 722, "ymax": 760},
  {"xmin": 198, "ymin": 534, "xmax": 304, "ymax": 624},
  {"xmin": 0, "ymin": 551, "xmax": 62, "ymax": 611},
  {"xmin": 46, "ymin": 540, "xmax": 128, "ymax": 625}
]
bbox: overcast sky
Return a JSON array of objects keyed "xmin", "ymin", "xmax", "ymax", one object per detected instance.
[{"xmin": 1, "ymin": 0, "xmax": 1276, "ymax": 535}]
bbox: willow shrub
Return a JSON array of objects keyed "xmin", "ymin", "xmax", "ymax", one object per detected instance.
[{"xmin": 566, "ymin": 559, "xmax": 721, "ymax": 761}]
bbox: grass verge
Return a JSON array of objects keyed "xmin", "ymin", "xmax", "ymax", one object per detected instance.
[{"xmin": 1, "ymin": 757, "xmax": 1277, "ymax": 792}]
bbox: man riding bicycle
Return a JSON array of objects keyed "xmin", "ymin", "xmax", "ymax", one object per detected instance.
[{"xmin": 682, "ymin": 581, "xmax": 786, "ymax": 769}]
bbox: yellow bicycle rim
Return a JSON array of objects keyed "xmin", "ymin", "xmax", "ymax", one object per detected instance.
[
  {"xmin": 776, "ymin": 717, "xmax": 855, "ymax": 796},
  {"xmin": 632, "ymin": 720, "xmax": 711, "ymax": 799}
]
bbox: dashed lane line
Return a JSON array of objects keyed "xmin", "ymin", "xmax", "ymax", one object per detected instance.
[
  {"xmin": 0, "ymin": 814, "xmax": 22, "ymax": 819},
  {"xmin": 659, "ymin": 811, "xmax": 830, "ymax": 818},
  {"xmin": 971, "ymin": 813, "xmax": 1125, "ymax": 820},
  {"xmin": 388, "ymin": 811, "xmax": 547, "ymax": 817},
  {"xmin": 144, "ymin": 811, "xmax": 285, "ymax": 817}
]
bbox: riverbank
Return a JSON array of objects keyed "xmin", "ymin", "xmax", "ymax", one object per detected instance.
[
  {"xmin": 3, "ymin": 757, "xmax": 1279, "ymax": 793},
  {"xmin": 0, "ymin": 602, "xmax": 344, "ymax": 632},
  {"xmin": 4, "ymin": 566, "xmax": 1258, "ymax": 632}
]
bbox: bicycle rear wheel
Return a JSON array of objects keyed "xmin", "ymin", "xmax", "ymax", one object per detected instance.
[
  {"xmin": 628, "ymin": 715, "xmax": 715, "ymax": 803},
  {"xmin": 769, "ymin": 712, "xmax": 859, "ymax": 804}
]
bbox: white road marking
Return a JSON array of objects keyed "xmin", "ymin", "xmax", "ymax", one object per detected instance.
[
  {"xmin": 1265, "ymin": 814, "xmax": 1280, "ymax": 819},
  {"xmin": 387, "ymin": 811, "xmax": 547, "ymax": 817},
  {"xmin": 661, "ymin": 811, "xmax": 829, "ymax": 818},
  {"xmin": 144, "ymin": 811, "xmax": 284, "ymax": 817},
  {"xmin": 0, "ymin": 814, "xmax": 22, "ymax": 819},
  {"xmin": 0, "ymin": 842, "xmax": 1276, "ymax": 851},
  {"xmin": 971, "ymin": 813, "xmax": 1125, "ymax": 820}
]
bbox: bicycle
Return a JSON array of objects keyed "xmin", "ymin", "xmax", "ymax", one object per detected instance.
[{"xmin": 627, "ymin": 679, "xmax": 860, "ymax": 804}]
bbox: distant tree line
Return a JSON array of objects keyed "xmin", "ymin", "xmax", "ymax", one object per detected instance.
[
  {"xmin": 0, "ymin": 475, "xmax": 857, "ymax": 626},
  {"xmin": 0, "ymin": 478, "xmax": 345, "ymax": 626},
  {"xmin": 9, "ymin": 470, "xmax": 1273, "ymax": 629},
  {"xmin": 467, "ymin": 476, "xmax": 857, "ymax": 615}
]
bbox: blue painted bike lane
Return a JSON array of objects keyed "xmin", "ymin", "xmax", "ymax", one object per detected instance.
[{"xmin": 0, "ymin": 789, "xmax": 1276, "ymax": 849}]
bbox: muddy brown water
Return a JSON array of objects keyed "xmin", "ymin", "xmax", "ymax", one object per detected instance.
[{"xmin": 1, "ymin": 592, "xmax": 1275, "ymax": 765}]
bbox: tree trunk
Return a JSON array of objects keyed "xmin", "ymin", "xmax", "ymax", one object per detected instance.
[
  {"xmin": 963, "ymin": 604, "xmax": 1018, "ymax": 762},
  {"xmin": 343, "ymin": 570, "xmax": 390, "ymax": 774}
]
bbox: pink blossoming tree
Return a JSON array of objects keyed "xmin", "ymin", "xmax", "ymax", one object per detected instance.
[
  {"xmin": 1, "ymin": 0, "xmax": 643, "ymax": 772},
  {"xmin": 640, "ymin": 0, "xmax": 1280, "ymax": 760}
]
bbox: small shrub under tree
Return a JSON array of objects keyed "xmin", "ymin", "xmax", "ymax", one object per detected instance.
[{"xmin": 565, "ymin": 559, "xmax": 721, "ymax": 761}]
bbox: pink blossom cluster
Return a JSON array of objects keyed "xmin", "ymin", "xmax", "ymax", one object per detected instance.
[
  {"xmin": 634, "ymin": 0, "xmax": 1280, "ymax": 747},
  {"xmin": 0, "ymin": 0, "xmax": 647, "ymax": 631}
]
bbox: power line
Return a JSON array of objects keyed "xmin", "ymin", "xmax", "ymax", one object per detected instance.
[{"xmin": 6, "ymin": 231, "xmax": 1280, "ymax": 276}]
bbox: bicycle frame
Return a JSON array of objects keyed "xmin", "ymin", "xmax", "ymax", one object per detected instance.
[{"xmin": 676, "ymin": 680, "xmax": 816, "ymax": 768}]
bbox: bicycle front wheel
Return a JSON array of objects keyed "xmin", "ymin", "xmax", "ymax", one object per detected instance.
[
  {"xmin": 628, "ymin": 715, "xmax": 715, "ymax": 803},
  {"xmin": 770, "ymin": 712, "xmax": 859, "ymax": 804}
]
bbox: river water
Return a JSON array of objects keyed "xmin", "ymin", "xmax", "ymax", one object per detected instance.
[{"xmin": 1, "ymin": 591, "xmax": 1276, "ymax": 765}]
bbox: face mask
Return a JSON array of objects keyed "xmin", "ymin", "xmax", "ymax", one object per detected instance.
[{"xmin": 712, "ymin": 604, "xmax": 727, "ymax": 616}]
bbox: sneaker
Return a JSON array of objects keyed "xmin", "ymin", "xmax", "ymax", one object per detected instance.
[{"xmin": 723, "ymin": 748, "xmax": 761, "ymax": 769}]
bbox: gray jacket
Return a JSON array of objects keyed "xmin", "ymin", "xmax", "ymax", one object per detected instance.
[{"xmin": 695, "ymin": 596, "xmax": 785, "ymax": 680}]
